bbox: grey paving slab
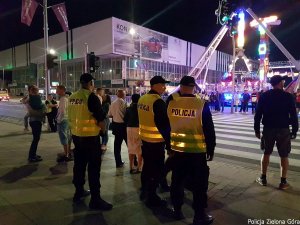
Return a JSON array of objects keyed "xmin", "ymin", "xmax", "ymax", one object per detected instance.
[
  {"xmin": 224, "ymin": 198, "xmax": 300, "ymax": 220},
  {"xmin": 1, "ymin": 120, "xmax": 300, "ymax": 225},
  {"xmin": 0, "ymin": 207, "xmax": 33, "ymax": 225}
]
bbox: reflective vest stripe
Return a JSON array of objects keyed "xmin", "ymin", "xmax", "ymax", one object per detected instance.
[
  {"xmin": 171, "ymin": 132, "xmax": 205, "ymax": 140},
  {"xmin": 140, "ymin": 132, "xmax": 164, "ymax": 142},
  {"xmin": 171, "ymin": 141, "xmax": 206, "ymax": 152},
  {"xmin": 139, "ymin": 124, "xmax": 160, "ymax": 132},
  {"xmin": 139, "ymin": 129, "xmax": 162, "ymax": 136},
  {"xmin": 139, "ymin": 132, "xmax": 163, "ymax": 138},
  {"xmin": 75, "ymin": 127, "xmax": 99, "ymax": 132}
]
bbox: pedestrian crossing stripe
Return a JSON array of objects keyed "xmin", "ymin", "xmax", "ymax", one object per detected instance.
[
  {"xmin": 216, "ymin": 133, "xmax": 300, "ymax": 151},
  {"xmin": 211, "ymin": 113, "xmax": 300, "ymax": 169}
]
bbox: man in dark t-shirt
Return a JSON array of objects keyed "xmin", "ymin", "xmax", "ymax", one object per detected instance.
[{"xmin": 254, "ymin": 75, "xmax": 298, "ymax": 190}]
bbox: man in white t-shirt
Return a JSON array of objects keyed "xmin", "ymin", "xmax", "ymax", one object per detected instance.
[
  {"xmin": 108, "ymin": 89, "xmax": 127, "ymax": 167},
  {"xmin": 21, "ymin": 95, "xmax": 30, "ymax": 132},
  {"xmin": 56, "ymin": 85, "xmax": 73, "ymax": 162}
]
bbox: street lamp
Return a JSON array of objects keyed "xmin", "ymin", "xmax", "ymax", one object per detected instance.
[
  {"xmin": 129, "ymin": 28, "xmax": 142, "ymax": 58},
  {"xmin": 48, "ymin": 48, "xmax": 63, "ymax": 84}
]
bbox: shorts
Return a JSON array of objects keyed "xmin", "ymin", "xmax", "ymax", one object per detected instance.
[
  {"xmin": 262, "ymin": 127, "xmax": 291, "ymax": 157},
  {"xmin": 127, "ymin": 127, "xmax": 142, "ymax": 155},
  {"xmin": 57, "ymin": 120, "xmax": 71, "ymax": 146}
]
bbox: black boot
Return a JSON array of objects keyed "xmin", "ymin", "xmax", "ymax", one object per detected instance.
[
  {"xmin": 160, "ymin": 178, "xmax": 170, "ymax": 193},
  {"xmin": 73, "ymin": 189, "xmax": 90, "ymax": 203},
  {"xmin": 145, "ymin": 193, "xmax": 167, "ymax": 207},
  {"xmin": 172, "ymin": 207, "xmax": 185, "ymax": 220},
  {"xmin": 193, "ymin": 209, "xmax": 213, "ymax": 225},
  {"xmin": 139, "ymin": 187, "xmax": 147, "ymax": 201},
  {"xmin": 89, "ymin": 197, "xmax": 113, "ymax": 211}
]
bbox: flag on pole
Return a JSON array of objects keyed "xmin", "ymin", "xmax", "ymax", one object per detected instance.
[
  {"xmin": 21, "ymin": 0, "xmax": 39, "ymax": 26},
  {"xmin": 52, "ymin": 3, "xmax": 69, "ymax": 32}
]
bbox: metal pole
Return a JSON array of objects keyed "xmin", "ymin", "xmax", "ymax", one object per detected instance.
[
  {"xmin": 84, "ymin": 43, "xmax": 88, "ymax": 73},
  {"xmin": 37, "ymin": 65, "xmax": 39, "ymax": 87},
  {"xmin": 65, "ymin": 66, "xmax": 67, "ymax": 87},
  {"xmin": 47, "ymin": 70, "xmax": 51, "ymax": 94},
  {"xmin": 43, "ymin": 0, "xmax": 49, "ymax": 97},
  {"xmin": 100, "ymin": 60, "xmax": 103, "ymax": 87},
  {"xmin": 231, "ymin": 36, "xmax": 236, "ymax": 114},
  {"xmin": 139, "ymin": 36, "xmax": 142, "ymax": 58},
  {"xmin": 2, "ymin": 67, "xmax": 4, "ymax": 88},
  {"xmin": 73, "ymin": 75, "xmax": 75, "ymax": 92},
  {"xmin": 59, "ymin": 56, "xmax": 62, "ymax": 84}
]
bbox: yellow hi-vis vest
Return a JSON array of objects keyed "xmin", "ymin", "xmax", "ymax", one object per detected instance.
[
  {"xmin": 172, "ymin": 92, "xmax": 180, "ymax": 99},
  {"xmin": 138, "ymin": 93, "xmax": 164, "ymax": 143},
  {"xmin": 68, "ymin": 89, "xmax": 100, "ymax": 137},
  {"xmin": 167, "ymin": 96, "xmax": 206, "ymax": 153}
]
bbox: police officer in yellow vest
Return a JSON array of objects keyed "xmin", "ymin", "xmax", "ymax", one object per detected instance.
[
  {"xmin": 68, "ymin": 73, "xmax": 112, "ymax": 211},
  {"xmin": 138, "ymin": 75, "xmax": 171, "ymax": 207},
  {"xmin": 167, "ymin": 76, "xmax": 216, "ymax": 225}
]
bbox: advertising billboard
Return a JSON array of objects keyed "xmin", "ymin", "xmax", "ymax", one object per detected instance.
[{"xmin": 112, "ymin": 18, "xmax": 186, "ymax": 65}]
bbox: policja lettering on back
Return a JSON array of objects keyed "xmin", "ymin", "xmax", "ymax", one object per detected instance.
[
  {"xmin": 168, "ymin": 97, "xmax": 206, "ymax": 153},
  {"xmin": 171, "ymin": 108, "xmax": 196, "ymax": 118},
  {"xmin": 166, "ymin": 75, "xmax": 215, "ymax": 224}
]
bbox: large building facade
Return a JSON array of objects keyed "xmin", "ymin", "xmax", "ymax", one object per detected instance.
[{"xmin": 0, "ymin": 17, "xmax": 232, "ymax": 95}]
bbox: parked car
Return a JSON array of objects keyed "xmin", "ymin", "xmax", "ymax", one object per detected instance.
[{"xmin": 0, "ymin": 88, "xmax": 10, "ymax": 101}]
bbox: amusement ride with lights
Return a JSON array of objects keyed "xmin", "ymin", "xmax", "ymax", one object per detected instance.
[{"xmin": 183, "ymin": 0, "xmax": 300, "ymax": 112}]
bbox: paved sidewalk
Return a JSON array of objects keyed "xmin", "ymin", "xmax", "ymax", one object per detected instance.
[{"xmin": 0, "ymin": 121, "xmax": 299, "ymax": 225}]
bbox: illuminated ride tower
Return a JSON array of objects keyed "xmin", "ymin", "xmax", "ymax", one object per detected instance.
[
  {"xmin": 228, "ymin": 10, "xmax": 252, "ymax": 89},
  {"xmin": 250, "ymin": 16, "xmax": 281, "ymax": 87}
]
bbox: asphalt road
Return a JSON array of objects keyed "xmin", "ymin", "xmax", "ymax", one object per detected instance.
[{"xmin": 0, "ymin": 100, "xmax": 26, "ymax": 120}]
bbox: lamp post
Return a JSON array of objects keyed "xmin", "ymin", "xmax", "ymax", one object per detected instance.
[
  {"xmin": 59, "ymin": 56, "xmax": 62, "ymax": 84},
  {"xmin": 48, "ymin": 48, "xmax": 58, "ymax": 91},
  {"xmin": 43, "ymin": 0, "xmax": 49, "ymax": 97},
  {"xmin": 84, "ymin": 43, "xmax": 89, "ymax": 73},
  {"xmin": 0, "ymin": 66, "xmax": 4, "ymax": 88},
  {"xmin": 129, "ymin": 28, "xmax": 144, "ymax": 88},
  {"xmin": 231, "ymin": 37, "xmax": 236, "ymax": 114},
  {"xmin": 129, "ymin": 28, "xmax": 142, "ymax": 58}
]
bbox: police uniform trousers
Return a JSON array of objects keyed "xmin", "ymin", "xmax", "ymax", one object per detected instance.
[
  {"xmin": 170, "ymin": 151, "xmax": 209, "ymax": 212},
  {"xmin": 72, "ymin": 135, "xmax": 102, "ymax": 199},
  {"xmin": 141, "ymin": 141, "xmax": 166, "ymax": 197}
]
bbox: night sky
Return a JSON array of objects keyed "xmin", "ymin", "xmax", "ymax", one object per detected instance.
[{"xmin": 1, "ymin": 0, "xmax": 300, "ymax": 61}]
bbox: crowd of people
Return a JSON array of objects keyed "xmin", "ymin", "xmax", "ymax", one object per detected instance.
[
  {"xmin": 20, "ymin": 73, "xmax": 298, "ymax": 225},
  {"xmin": 200, "ymin": 89, "xmax": 262, "ymax": 114}
]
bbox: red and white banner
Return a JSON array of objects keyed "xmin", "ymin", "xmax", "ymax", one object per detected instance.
[
  {"xmin": 21, "ymin": 0, "xmax": 39, "ymax": 26},
  {"xmin": 52, "ymin": 3, "xmax": 69, "ymax": 32}
]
